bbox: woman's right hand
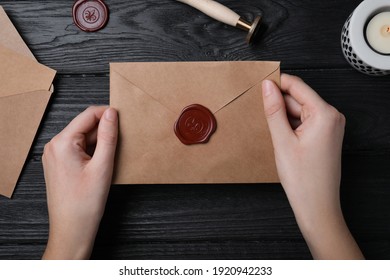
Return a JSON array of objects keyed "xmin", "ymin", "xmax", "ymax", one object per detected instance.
[{"xmin": 261, "ymin": 74, "xmax": 364, "ymax": 259}]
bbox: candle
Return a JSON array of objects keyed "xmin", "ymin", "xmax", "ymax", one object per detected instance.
[{"xmin": 366, "ymin": 12, "xmax": 390, "ymax": 54}]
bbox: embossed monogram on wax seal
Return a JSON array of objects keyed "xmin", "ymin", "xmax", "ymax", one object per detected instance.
[
  {"xmin": 174, "ymin": 104, "xmax": 217, "ymax": 145},
  {"xmin": 73, "ymin": 0, "xmax": 108, "ymax": 32},
  {"xmin": 84, "ymin": 7, "xmax": 99, "ymax": 23}
]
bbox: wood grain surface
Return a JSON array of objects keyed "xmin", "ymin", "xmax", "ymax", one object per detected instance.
[{"xmin": 0, "ymin": 0, "xmax": 389, "ymax": 260}]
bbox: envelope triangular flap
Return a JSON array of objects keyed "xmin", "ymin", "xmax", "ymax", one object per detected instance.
[
  {"xmin": 111, "ymin": 61, "xmax": 280, "ymax": 114},
  {"xmin": 0, "ymin": 90, "xmax": 51, "ymax": 198},
  {"xmin": 0, "ymin": 45, "xmax": 55, "ymax": 98},
  {"xmin": 0, "ymin": 6, "xmax": 35, "ymax": 59}
]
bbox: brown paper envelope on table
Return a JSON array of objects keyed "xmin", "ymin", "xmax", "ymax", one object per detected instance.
[
  {"xmin": 110, "ymin": 61, "xmax": 280, "ymax": 184},
  {"xmin": 0, "ymin": 6, "xmax": 34, "ymax": 59},
  {"xmin": 0, "ymin": 45, "xmax": 56, "ymax": 198},
  {"xmin": 0, "ymin": 6, "xmax": 55, "ymax": 93},
  {"xmin": 0, "ymin": 6, "xmax": 56, "ymax": 198}
]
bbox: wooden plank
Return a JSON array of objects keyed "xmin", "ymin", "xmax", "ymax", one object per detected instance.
[
  {"xmin": 0, "ymin": 0, "xmax": 361, "ymax": 73},
  {"xmin": 2, "ymin": 152, "xmax": 389, "ymax": 232},
  {"xmin": 1, "ymin": 240, "xmax": 389, "ymax": 260},
  {"xmin": 1, "ymin": 181, "xmax": 303, "ymax": 240},
  {"xmin": 91, "ymin": 240, "xmax": 313, "ymax": 260},
  {"xmin": 0, "ymin": 241, "xmax": 312, "ymax": 260},
  {"xmin": 91, "ymin": 240, "xmax": 390, "ymax": 260},
  {"xmin": 0, "ymin": 152, "xmax": 389, "ymax": 261}
]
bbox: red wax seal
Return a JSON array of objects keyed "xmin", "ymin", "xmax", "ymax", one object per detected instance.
[
  {"xmin": 174, "ymin": 104, "xmax": 217, "ymax": 145},
  {"xmin": 73, "ymin": 0, "xmax": 108, "ymax": 32}
]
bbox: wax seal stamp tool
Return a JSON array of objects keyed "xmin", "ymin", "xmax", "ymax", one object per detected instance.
[{"xmin": 176, "ymin": 0, "xmax": 262, "ymax": 44}]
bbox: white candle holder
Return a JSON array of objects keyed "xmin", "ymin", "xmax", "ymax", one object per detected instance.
[{"xmin": 341, "ymin": 0, "xmax": 390, "ymax": 76}]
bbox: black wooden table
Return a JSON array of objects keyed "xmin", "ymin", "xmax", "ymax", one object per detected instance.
[{"xmin": 0, "ymin": 0, "xmax": 389, "ymax": 260}]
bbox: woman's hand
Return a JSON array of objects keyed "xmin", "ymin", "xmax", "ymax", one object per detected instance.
[
  {"xmin": 262, "ymin": 74, "xmax": 364, "ymax": 259},
  {"xmin": 42, "ymin": 106, "xmax": 118, "ymax": 260}
]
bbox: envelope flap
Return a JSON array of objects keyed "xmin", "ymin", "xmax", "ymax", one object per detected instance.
[
  {"xmin": 0, "ymin": 45, "xmax": 56, "ymax": 98},
  {"xmin": 0, "ymin": 90, "xmax": 52, "ymax": 198},
  {"xmin": 111, "ymin": 61, "xmax": 280, "ymax": 113},
  {"xmin": 0, "ymin": 6, "xmax": 35, "ymax": 59}
]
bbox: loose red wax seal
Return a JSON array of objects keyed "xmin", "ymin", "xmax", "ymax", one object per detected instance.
[
  {"xmin": 73, "ymin": 0, "xmax": 108, "ymax": 32},
  {"xmin": 174, "ymin": 104, "xmax": 217, "ymax": 145}
]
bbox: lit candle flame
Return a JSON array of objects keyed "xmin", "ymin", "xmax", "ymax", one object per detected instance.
[
  {"xmin": 366, "ymin": 12, "xmax": 390, "ymax": 54},
  {"xmin": 380, "ymin": 25, "xmax": 390, "ymax": 36}
]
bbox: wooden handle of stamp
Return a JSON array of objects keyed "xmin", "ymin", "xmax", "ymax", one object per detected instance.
[{"xmin": 176, "ymin": 0, "xmax": 240, "ymax": 27}]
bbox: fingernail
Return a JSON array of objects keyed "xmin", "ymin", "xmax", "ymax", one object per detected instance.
[
  {"xmin": 104, "ymin": 108, "xmax": 118, "ymax": 122},
  {"xmin": 262, "ymin": 80, "xmax": 274, "ymax": 97}
]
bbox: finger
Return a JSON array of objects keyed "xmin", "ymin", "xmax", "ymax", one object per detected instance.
[
  {"xmin": 281, "ymin": 74, "xmax": 326, "ymax": 107},
  {"xmin": 262, "ymin": 80, "xmax": 296, "ymax": 149},
  {"xmin": 62, "ymin": 106, "xmax": 107, "ymax": 137},
  {"xmin": 91, "ymin": 108, "xmax": 118, "ymax": 170},
  {"xmin": 284, "ymin": 94, "xmax": 302, "ymax": 119}
]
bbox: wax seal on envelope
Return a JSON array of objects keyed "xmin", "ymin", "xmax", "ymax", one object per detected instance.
[
  {"xmin": 174, "ymin": 104, "xmax": 217, "ymax": 145},
  {"xmin": 73, "ymin": 0, "xmax": 108, "ymax": 32}
]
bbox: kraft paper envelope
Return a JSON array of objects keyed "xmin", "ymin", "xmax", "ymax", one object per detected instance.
[
  {"xmin": 110, "ymin": 61, "xmax": 280, "ymax": 184},
  {"xmin": 0, "ymin": 45, "xmax": 56, "ymax": 198},
  {"xmin": 0, "ymin": 6, "xmax": 56, "ymax": 198},
  {"xmin": 0, "ymin": 6, "xmax": 34, "ymax": 59},
  {"xmin": 0, "ymin": 6, "xmax": 54, "ymax": 91}
]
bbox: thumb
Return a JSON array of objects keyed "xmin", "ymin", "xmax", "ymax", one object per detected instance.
[
  {"xmin": 262, "ymin": 80, "xmax": 295, "ymax": 149},
  {"xmin": 92, "ymin": 108, "xmax": 118, "ymax": 170}
]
